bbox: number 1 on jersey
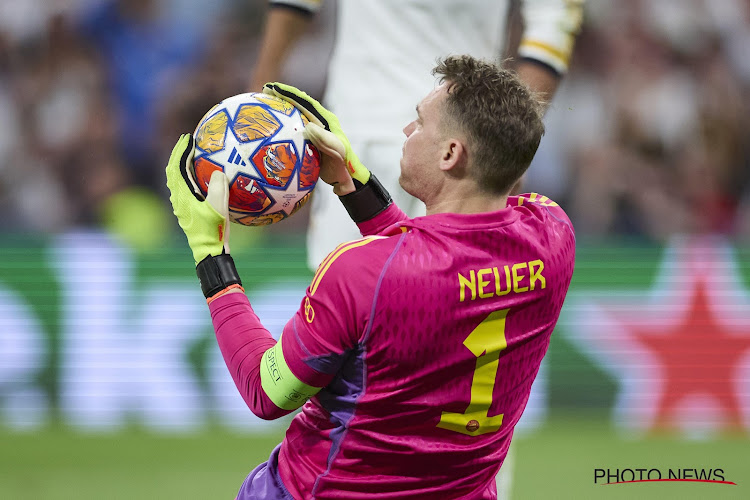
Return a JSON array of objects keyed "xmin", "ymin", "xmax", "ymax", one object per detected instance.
[{"xmin": 438, "ymin": 309, "xmax": 509, "ymax": 436}]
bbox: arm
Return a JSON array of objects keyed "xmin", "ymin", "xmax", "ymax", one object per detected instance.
[
  {"xmin": 165, "ymin": 133, "xmax": 383, "ymax": 420},
  {"xmin": 210, "ymin": 237, "xmax": 392, "ymax": 419},
  {"xmin": 516, "ymin": 60, "xmax": 562, "ymax": 106},
  {"xmin": 248, "ymin": 2, "xmax": 319, "ymax": 91},
  {"xmin": 516, "ymin": 0, "xmax": 585, "ymax": 106},
  {"xmin": 164, "ymin": 135, "xmax": 313, "ymax": 419},
  {"xmin": 209, "ymin": 293, "xmax": 292, "ymax": 419}
]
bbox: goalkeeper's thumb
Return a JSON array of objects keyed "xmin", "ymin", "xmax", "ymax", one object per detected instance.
[
  {"xmin": 304, "ymin": 122, "xmax": 370, "ymax": 186},
  {"xmin": 205, "ymin": 170, "xmax": 229, "ymax": 218},
  {"xmin": 304, "ymin": 122, "xmax": 346, "ymax": 164},
  {"xmin": 205, "ymin": 170, "xmax": 231, "ymax": 254}
]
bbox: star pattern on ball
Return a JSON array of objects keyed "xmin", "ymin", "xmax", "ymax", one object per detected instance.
[
  {"xmin": 268, "ymin": 108, "xmax": 308, "ymax": 166},
  {"xmin": 264, "ymin": 169, "xmax": 305, "ymax": 216},
  {"xmin": 211, "ymin": 138, "xmax": 265, "ymax": 185},
  {"xmin": 200, "ymin": 105, "xmax": 307, "ymax": 187},
  {"xmin": 192, "ymin": 93, "xmax": 319, "ymax": 225}
]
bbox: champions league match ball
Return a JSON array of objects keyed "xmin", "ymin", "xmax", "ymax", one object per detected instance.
[{"xmin": 191, "ymin": 92, "xmax": 321, "ymax": 226}]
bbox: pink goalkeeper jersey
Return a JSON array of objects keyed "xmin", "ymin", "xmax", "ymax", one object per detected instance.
[{"xmin": 214, "ymin": 194, "xmax": 575, "ymax": 500}]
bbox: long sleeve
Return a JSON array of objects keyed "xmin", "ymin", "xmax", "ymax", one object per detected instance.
[
  {"xmin": 209, "ymin": 292, "xmax": 291, "ymax": 420},
  {"xmin": 209, "ymin": 223, "xmax": 403, "ymax": 421}
]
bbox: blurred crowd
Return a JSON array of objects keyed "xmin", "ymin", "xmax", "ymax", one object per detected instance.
[
  {"xmin": 0, "ymin": 0, "xmax": 748, "ymax": 246},
  {"xmin": 533, "ymin": 0, "xmax": 750, "ymax": 241}
]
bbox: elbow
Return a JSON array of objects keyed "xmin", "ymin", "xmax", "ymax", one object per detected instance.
[
  {"xmin": 245, "ymin": 390, "xmax": 294, "ymax": 421},
  {"xmin": 251, "ymin": 404, "xmax": 292, "ymax": 421}
]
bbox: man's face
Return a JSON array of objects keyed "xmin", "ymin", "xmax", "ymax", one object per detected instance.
[{"xmin": 399, "ymin": 84, "xmax": 450, "ymax": 201}]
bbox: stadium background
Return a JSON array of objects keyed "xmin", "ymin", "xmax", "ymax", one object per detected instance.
[{"xmin": 0, "ymin": 0, "xmax": 749, "ymax": 499}]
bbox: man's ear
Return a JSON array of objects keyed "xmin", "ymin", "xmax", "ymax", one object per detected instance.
[{"xmin": 439, "ymin": 139, "xmax": 467, "ymax": 172}]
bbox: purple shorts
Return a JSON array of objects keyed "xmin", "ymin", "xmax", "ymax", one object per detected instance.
[{"xmin": 236, "ymin": 444, "xmax": 295, "ymax": 500}]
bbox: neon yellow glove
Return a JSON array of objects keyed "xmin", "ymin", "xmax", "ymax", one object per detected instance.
[
  {"xmin": 165, "ymin": 134, "xmax": 230, "ymax": 265},
  {"xmin": 262, "ymin": 82, "xmax": 371, "ymax": 186},
  {"xmin": 263, "ymin": 83, "xmax": 393, "ymax": 223}
]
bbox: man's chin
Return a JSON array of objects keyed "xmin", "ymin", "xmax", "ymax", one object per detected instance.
[
  {"xmin": 398, "ymin": 176, "xmax": 417, "ymax": 199},
  {"xmin": 398, "ymin": 174, "xmax": 406, "ymax": 193}
]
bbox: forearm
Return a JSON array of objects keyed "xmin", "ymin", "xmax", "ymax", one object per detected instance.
[
  {"xmin": 248, "ymin": 6, "xmax": 314, "ymax": 90},
  {"xmin": 516, "ymin": 59, "xmax": 561, "ymax": 110},
  {"xmin": 209, "ymin": 292, "xmax": 291, "ymax": 420},
  {"xmin": 516, "ymin": 0, "xmax": 584, "ymax": 106}
]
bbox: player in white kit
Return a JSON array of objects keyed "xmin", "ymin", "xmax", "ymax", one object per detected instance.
[{"xmin": 250, "ymin": 0, "xmax": 584, "ymax": 270}]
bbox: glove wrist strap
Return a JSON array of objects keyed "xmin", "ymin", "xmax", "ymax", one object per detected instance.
[
  {"xmin": 196, "ymin": 254, "xmax": 243, "ymax": 299},
  {"xmin": 339, "ymin": 174, "xmax": 393, "ymax": 223}
]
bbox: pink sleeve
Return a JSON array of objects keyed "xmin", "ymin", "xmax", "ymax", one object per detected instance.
[
  {"xmin": 357, "ymin": 203, "xmax": 409, "ymax": 236},
  {"xmin": 282, "ymin": 236, "xmax": 400, "ymax": 385},
  {"xmin": 209, "ymin": 293, "xmax": 291, "ymax": 420},
  {"xmin": 209, "ymin": 236, "xmax": 400, "ymax": 419}
]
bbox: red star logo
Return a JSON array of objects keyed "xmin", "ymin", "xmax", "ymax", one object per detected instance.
[
  {"xmin": 626, "ymin": 282, "xmax": 750, "ymax": 430},
  {"xmin": 566, "ymin": 238, "xmax": 750, "ymax": 434}
]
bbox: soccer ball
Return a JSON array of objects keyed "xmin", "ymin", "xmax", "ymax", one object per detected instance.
[{"xmin": 191, "ymin": 92, "xmax": 321, "ymax": 226}]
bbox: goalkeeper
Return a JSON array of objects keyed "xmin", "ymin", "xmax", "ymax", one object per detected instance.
[{"xmin": 167, "ymin": 55, "xmax": 575, "ymax": 499}]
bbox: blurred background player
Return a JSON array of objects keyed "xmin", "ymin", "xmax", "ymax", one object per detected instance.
[
  {"xmin": 167, "ymin": 55, "xmax": 575, "ymax": 499},
  {"xmin": 248, "ymin": 0, "xmax": 585, "ymax": 270}
]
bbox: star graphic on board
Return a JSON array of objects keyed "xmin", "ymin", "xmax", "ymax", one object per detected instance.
[
  {"xmin": 565, "ymin": 237, "xmax": 750, "ymax": 435},
  {"xmin": 629, "ymin": 281, "xmax": 750, "ymax": 429}
]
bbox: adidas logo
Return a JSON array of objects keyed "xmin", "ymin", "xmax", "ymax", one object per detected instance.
[{"xmin": 228, "ymin": 148, "xmax": 247, "ymax": 166}]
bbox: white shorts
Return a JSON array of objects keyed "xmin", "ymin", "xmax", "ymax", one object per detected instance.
[{"xmin": 306, "ymin": 139, "xmax": 426, "ymax": 270}]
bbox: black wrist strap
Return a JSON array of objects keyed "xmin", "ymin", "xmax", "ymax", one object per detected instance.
[
  {"xmin": 196, "ymin": 254, "xmax": 243, "ymax": 299},
  {"xmin": 339, "ymin": 174, "xmax": 393, "ymax": 223}
]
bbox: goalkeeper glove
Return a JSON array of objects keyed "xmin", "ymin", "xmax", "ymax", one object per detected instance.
[
  {"xmin": 262, "ymin": 82, "xmax": 392, "ymax": 222},
  {"xmin": 165, "ymin": 134, "xmax": 242, "ymax": 301}
]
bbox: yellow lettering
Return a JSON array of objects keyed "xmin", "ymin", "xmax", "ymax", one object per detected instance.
[
  {"xmin": 478, "ymin": 268, "xmax": 493, "ymax": 299},
  {"xmin": 512, "ymin": 263, "xmax": 528, "ymax": 293},
  {"xmin": 529, "ymin": 259, "xmax": 546, "ymax": 290},
  {"xmin": 460, "ymin": 259, "xmax": 545, "ymax": 301},
  {"xmin": 493, "ymin": 266, "xmax": 511, "ymax": 296},
  {"xmin": 459, "ymin": 270, "xmax": 476, "ymax": 302}
]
